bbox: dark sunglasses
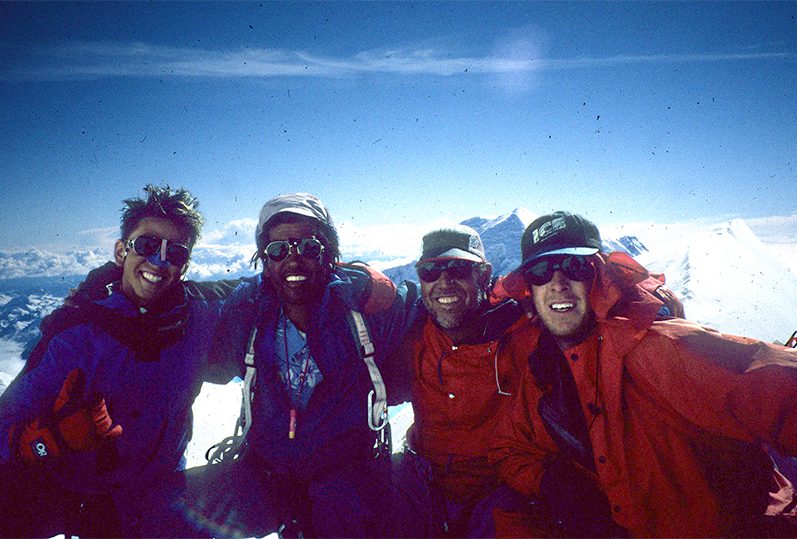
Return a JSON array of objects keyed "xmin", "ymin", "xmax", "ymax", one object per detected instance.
[
  {"xmin": 523, "ymin": 255, "xmax": 594, "ymax": 287},
  {"xmin": 416, "ymin": 259, "xmax": 477, "ymax": 283},
  {"xmin": 127, "ymin": 235, "xmax": 190, "ymax": 267},
  {"xmin": 264, "ymin": 237, "xmax": 325, "ymax": 262}
]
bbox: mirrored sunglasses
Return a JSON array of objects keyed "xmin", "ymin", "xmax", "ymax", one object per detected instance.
[
  {"xmin": 523, "ymin": 255, "xmax": 594, "ymax": 287},
  {"xmin": 127, "ymin": 235, "xmax": 190, "ymax": 267},
  {"xmin": 416, "ymin": 259, "xmax": 476, "ymax": 283},
  {"xmin": 264, "ymin": 237, "xmax": 325, "ymax": 262}
]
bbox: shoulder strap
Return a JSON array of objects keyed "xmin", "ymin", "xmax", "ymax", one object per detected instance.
[
  {"xmin": 241, "ymin": 326, "xmax": 258, "ymax": 438},
  {"xmin": 206, "ymin": 324, "xmax": 257, "ymax": 464},
  {"xmin": 350, "ymin": 310, "xmax": 392, "ymax": 458}
]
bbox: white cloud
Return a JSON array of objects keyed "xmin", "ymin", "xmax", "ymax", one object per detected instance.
[
  {"xmin": 199, "ymin": 218, "xmax": 258, "ymax": 247},
  {"xmin": 6, "ymin": 40, "xmax": 792, "ymax": 82},
  {"xmin": 0, "ymin": 247, "xmax": 112, "ymax": 280},
  {"xmin": 336, "ymin": 215, "xmax": 466, "ymax": 269},
  {"xmin": 745, "ymin": 212, "xmax": 797, "ymax": 243}
]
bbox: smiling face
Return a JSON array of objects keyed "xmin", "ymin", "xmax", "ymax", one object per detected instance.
[
  {"xmin": 531, "ymin": 268, "xmax": 596, "ymax": 350},
  {"xmin": 114, "ymin": 216, "xmax": 190, "ymax": 308},
  {"xmin": 420, "ymin": 260, "xmax": 489, "ymax": 340},
  {"xmin": 263, "ymin": 217, "xmax": 332, "ymax": 306}
]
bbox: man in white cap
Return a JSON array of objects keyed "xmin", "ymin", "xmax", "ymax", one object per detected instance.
[{"xmin": 180, "ymin": 193, "xmax": 416, "ymax": 538}]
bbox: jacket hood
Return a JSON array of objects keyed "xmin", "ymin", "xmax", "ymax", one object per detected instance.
[
  {"xmin": 495, "ymin": 251, "xmax": 665, "ymax": 333},
  {"xmin": 590, "ymin": 251, "xmax": 665, "ymax": 331}
]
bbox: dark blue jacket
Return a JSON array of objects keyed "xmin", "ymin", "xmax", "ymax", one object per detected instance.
[
  {"xmin": 209, "ymin": 266, "xmax": 417, "ymax": 481},
  {"xmin": 0, "ymin": 285, "xmax": 223, "ymax": 494}
]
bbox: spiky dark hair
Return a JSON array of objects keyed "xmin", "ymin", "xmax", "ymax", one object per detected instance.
[{"xmin": 120, "ymin": 184, "xmax": 204, "ymax": 248}]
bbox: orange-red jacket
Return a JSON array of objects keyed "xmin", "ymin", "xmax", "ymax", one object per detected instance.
[
  {"xmin": 490, "ymin": 253, "xmax": 797, "ymax": 537},
  {"xmin": 409, "ymin": 299, "xmax": 536, "ymax": 503}
]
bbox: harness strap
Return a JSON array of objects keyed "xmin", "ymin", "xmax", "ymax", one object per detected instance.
[
  {"xmin": 205, "ymin": 327, "xmax": 257, "ymax": 463},
  {"xmin": 241, "ymin": 327, "xmax": 258, "ymax": 439},
  {"xmin": 350, "ymin": 310, "xmax": 388, "ymax": 432}
]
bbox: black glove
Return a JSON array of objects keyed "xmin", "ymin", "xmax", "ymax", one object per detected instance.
[{"xmin": 539, "ymin": 455, "xmax": 627, "ymax": 537}]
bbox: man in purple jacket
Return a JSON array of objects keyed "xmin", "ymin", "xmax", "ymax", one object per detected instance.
[{"xmin": 0, "ymin": 185, "xmax": 228, "ymax": 537}]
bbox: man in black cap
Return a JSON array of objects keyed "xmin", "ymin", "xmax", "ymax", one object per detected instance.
[
  {"xmin": 391, "ymin": 224, "xmax": 535, "ymax": 537},
  {"xmin": 491, "ymin": 211, "xmax": 797, "ymax": 537}
]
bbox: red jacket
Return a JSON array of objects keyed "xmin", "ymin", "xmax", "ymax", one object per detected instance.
[
  {"xmin": 409, "ymin": 300, "xmax": 536, "ymax": 503},
  {"xmin": 490, "ymin": 253, "xmax": 797, "ymax": 537}
]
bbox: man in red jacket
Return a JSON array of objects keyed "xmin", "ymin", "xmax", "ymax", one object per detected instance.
[
  {"xmin": 392, "ymin": 224, "xmax": 537, "ymax": 537},
  {"xmin": 490, "ymin": 211, "xmax": 797, "ymax": 537}
]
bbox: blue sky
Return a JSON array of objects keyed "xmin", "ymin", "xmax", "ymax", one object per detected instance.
[{"xmin": 1, "ymin": 1, "xmax": 795, "ymax": 251}]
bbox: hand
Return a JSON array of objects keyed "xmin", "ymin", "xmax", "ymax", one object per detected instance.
[
  {"xmin": 14, "ymin": 368, "xmax": 123, "ymax": 463},
  {"xmin": 540, "ymin": 455, "xmax": 627, "ymax": 537}
]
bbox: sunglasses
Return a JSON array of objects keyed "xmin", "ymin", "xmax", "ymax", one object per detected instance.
[
  {"xmin": 127, "ymin": 235, "xmax": 190, "ymax": 267},
  {"xmin": 416, "ymin": 259, "xmax": 477, "ymax": 283},
  {"xmin": 523, "ymin": 255, "xmax": 594, "ymax": 287},
  {"xmin": 264, "ymin": 237, "xmax": 325, "ymax": 262}
]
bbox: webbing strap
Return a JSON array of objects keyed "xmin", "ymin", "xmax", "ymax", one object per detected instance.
[
  {"xmin": 205, "ymin": 327, "xmax": 257, "ymax": 464},
  {"xmin": 241, "ymin": 327, "xmax": 258, "ymax": 439},
  {"xmin": 351, "ymin": 310, "xmax": 388, "ymax": 432}
]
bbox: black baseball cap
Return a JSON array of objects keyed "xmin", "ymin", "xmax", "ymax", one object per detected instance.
[{"xmin": 517, "ymin": 211, "xmax": 601, "ymax": 270}]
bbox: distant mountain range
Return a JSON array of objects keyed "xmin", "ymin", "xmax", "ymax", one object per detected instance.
[
  {"xmin": 0, "ymin": 210, "xmax": 795, "ymax": 380},
  {"xmin": 384, "ymin": 208, "xmax": 648, "ymax": 283}
]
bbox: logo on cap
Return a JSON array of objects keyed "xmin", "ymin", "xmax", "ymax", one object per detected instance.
[{"xmin": 531, "ymin": 216, "xmax": 567, "ymax": 244}]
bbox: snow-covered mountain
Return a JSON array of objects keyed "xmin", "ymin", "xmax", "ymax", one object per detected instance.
[{"xmin": 634, "ymin": 218, "xmax": 797, "ymax": 344}]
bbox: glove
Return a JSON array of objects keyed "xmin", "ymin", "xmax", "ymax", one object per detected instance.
[
  {"xmin": 539, "ymin": 455, "xmax": 627, "ymax": 537},
  {"xmin": 13, "ymin": 368, "xmax": 123, "ymax": 463}
]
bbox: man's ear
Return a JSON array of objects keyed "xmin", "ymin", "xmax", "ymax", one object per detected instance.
[
  {"xmin": 479, "ymin": 263, "xmax": 493, "ymax": 288},
  {"xmin": 113, "ymin": 240, "xmax": 127, "ymax": 267}
]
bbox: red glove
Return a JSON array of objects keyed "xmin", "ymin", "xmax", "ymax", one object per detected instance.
[{"xmin": 12, "ymin": 368, "xmax": 123, "ymax": 463}]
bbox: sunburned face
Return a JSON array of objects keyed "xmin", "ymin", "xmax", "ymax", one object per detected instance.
[
  {"xmin": 114, "ymin": 217, "xmax": 190, "ymax": 308},
  {"xmin": 420, "ymin": 260, "xmax": 487, "ymax": 336},
  {"xmin": 532, "ymin": 267, "xmax": 596, "ymax": 349},
  {"xmin": 263, "ymin": 219, "xmax": 332, "ymax": 306}
]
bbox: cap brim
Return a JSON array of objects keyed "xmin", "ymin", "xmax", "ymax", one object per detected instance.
[
  {"xmin": 417, "ymin": 248, "xmax": 484, "ymax": 264},
  {"xmin": 515, "ymin": 246, "xmax": 599, "ymax": 272}
]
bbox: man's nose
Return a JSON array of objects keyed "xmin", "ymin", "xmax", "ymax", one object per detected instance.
[
  {"xmin": 549, "ymin": 270, "xmax": 571, "ymax": 289},
  {"xmin": 146, "ymin": 252, "xmax": 171, "ymax": 269},
  {"xmin": 283, "ymin": 247, "xmax": 302, "ymax": 264},
  {"xmin": 439, "ymin": 269, "xmax": 457, "ymax": 284}
]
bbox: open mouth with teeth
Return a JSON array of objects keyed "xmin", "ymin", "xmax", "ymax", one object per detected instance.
[
  {"xmin": 550, "ymin": 302, "xmax": 576, "ymax": 312},
  {"xmin": 436, "ymin": 295, "xmax": 460, "ymax": 305},
  {"xmin": 142, "ymin": 271, "xmax": 164, "ymax": 284},
  {"xmin": 285, "ymin": 275, "xmax": 307, "ymax": 283}
]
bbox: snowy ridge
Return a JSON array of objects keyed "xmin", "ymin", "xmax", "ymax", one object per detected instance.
[{"xmin": 636, "ymin": 219, "xmax": 797, "ymax": 344}]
